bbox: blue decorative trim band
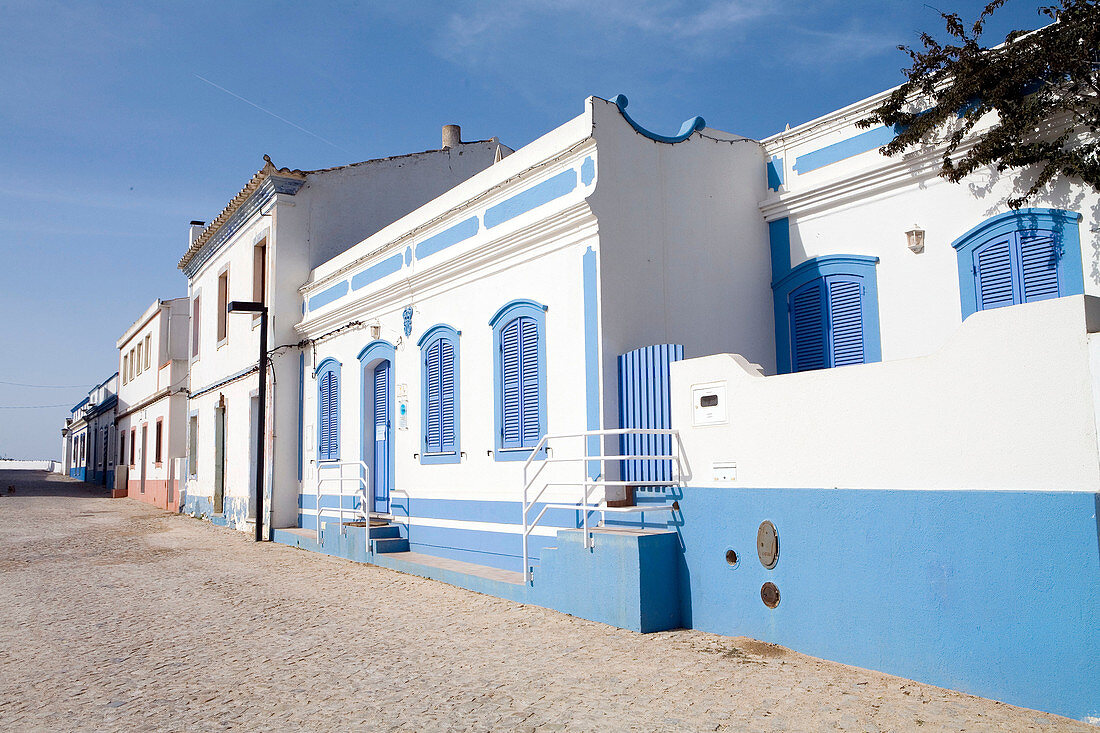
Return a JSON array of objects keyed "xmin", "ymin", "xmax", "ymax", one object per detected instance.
[
  {"xmin": 792, "ymin": 125, "xmax": 896, "ymax": 175},
  {"xmin": 767, "ymin": 157, "xmax": 784, "ymax": 191},
  {"xmin": 484, "ymin": 169, "xmax": 577, "ymax": 229},
  {"xmin": 582, "ymin": 248, "xmax": 601, "ymax": 480},
  {"xmin": 609, "ymin": 94, "xmax": 705, "ymax": 144},
  {"xmin": 415, "ymin": 216, "xmax": 479, "ymax": 261},
  {"xmin": 350, "ymin": 253, "xmax": 403, "ymax": 291},
  {"xmin": 308, "ymin": 280, "xmax": 349, "ymax": 311},
  {"xmin": 580, "ymin": 157, "xmax": 595, "ymax": 186}
]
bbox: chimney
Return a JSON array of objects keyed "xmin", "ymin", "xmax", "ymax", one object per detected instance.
[
  {"xmin": 442, "ymin": 124, "xmax": 462, "ymax": 149},
  {"xmin": 189, "ymin": 220, "xmax": 206, "ymax": 247}
]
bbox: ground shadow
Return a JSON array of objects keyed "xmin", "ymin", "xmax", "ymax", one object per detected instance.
[{"xmin": 0, "ymin": 470, "xmax": 114, "ymax": 499}]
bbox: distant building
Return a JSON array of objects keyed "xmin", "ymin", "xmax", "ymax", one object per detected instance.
[
  {"xmin": 115, "ymin": 298, "xmax": 189, "ymax": 509},
  {"xmin": 61, "ymin": 374, "xmax": 118, "ymax": 486}
]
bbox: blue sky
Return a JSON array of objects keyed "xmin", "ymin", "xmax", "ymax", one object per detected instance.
[{"xmin": 0, "ymin": 0, "xmax": 1050, "ymax": 458}]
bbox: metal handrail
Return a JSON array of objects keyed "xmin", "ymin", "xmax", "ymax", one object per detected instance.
[
  {"xmin": 520, "ymin": 428, "xmax": 683, "ymax": 583},
  {"xmin": 315, "ymin": 461, "xmax": 371, "ymax": 554}
]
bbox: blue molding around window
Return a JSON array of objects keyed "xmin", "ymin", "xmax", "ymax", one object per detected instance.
[
  {"xmin": 952, "ymin": 208, "xmax": 1083, "ymax": 320},
  {"xmin": 609, "ymin": 94, "xmax": 705, "ymax": 144},
  {"xmin": 490, "ymin": 299, "xmax": 548, "ymax": 462},
  {"xmin": 418, "ymin": 324, "xmax": 461, "ymax": 465},
  {"xmin": 772, "ymin": 255, "xmax": 882, "ymax": 374},
  {"xmin": 357, "ymin": 340, "xmax": 396, "ymax": 504},
  {"xmin": 315, "ymin": 358, "xmax": 341, "ymax": 462}
]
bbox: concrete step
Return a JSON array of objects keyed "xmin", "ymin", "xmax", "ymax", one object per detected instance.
[
  {"xmin": 371, "ymin": 536, "xmax": 410, "ymax": 554},
  {"xmin": 369, "ymin": 524, "xmax": 401, "ymax": 540}
]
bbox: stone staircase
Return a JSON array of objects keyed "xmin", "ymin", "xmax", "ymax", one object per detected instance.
[{"xmin": 368, "ymin": 522, "xmax": 409, "ymax": 554}]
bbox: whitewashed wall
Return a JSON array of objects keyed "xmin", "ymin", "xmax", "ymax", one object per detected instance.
[{"xmin": 671, "ymin": 294, "xmax": 1100, "ymax": 491}]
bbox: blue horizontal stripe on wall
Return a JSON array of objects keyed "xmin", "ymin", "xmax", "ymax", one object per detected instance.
[
  {"xmin": 402, "ymin": 522, "xmax": 558, "ymax": 573},
  {"xmin": 414, "ymin": 216, "xmax": 479, "ymax": 261},
  {"xmin": 792, "ymin": 125, "xmax": 895, "ymax": 174},
  {"xmin": 388, "ymin": 495, "xmax": 590, "ymax": 530},
  {"xmin": 676, "ymin": 486, "xmax": 1100, "ymax": 722},
  {"xmin": 308, "ymin": 280, "xmax": 349, "ymax": 311},
  {"xmin": 298, "ymin": 494, "xmax": 362, "ymax": 511},
  {"xmin": 351, "ymin": 253, "xmax": 404, "ymax": 291},
  {"xmin": 484, "ymin": 169, "xmax": 577, "ymax": 229}
]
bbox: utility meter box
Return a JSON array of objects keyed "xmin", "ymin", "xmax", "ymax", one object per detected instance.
[{"xmin": 692, "ymin": 381, "xmax": 727, "ymax": 426}]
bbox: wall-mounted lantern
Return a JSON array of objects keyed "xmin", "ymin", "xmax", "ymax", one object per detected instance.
[{"xmin": 906, "ymin": 226, "xmax": 926, "ymax": 254}]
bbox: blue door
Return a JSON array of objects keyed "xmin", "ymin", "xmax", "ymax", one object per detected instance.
[
  {"xmin": 618, "ymin": 344, "xmax": 684, "ymax": 493},
  {"xmin": 373, "ymin": 360, "xmax": 391, "ymax": 513}
]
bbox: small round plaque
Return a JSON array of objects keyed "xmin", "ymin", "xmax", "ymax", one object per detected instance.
[
  {"xmin": 761, "ymin": 582, "xmax": 781, "ymax": 609},
  {"xmin": 757, "ymin": 520, "xmax": 779, "ymax": 569}
]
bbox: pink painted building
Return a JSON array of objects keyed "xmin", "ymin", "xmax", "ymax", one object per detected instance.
[{"xmin": 115, "ymin": 298, "xmax": 189, "ymax": 511}]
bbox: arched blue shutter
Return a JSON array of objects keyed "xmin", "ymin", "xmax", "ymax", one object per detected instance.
[
  {"xmin": 500, "ymin": 319, "xmax": 522, "ymax": 449},
  {"xmin": 440, "ymin": 339, "xmax": 456, "ymax": 452},
  {"xmin": 828, "ymin": 276, "xmax": 865, "ymax": 367},
  {"xmin": 790, "ymin": 280, "xmax": 827, "ymax": 372},
  {"xmin": 318, "ymin": 368, "xmax": 340, "ymax": 461},
  {"xmin": 974, "ymin": 236, "xmax": 1016, "ymax": 311},
  {"xmin": 1019, "ymin": 231, "xmax": 1059, "ymax": 302}
]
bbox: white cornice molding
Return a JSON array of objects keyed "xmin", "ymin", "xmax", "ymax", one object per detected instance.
[
  {"xmin": 296, "ymin": 200, "xmax": 598, "ymax": 337},
  {"xmin": 301, "ymin": 140, "xmax": 597, "ymax": 296}
]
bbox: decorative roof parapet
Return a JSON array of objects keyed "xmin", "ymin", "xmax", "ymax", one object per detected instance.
[
  {"xmin": 609, "ymin": 94, "xmax": 705, "ymax": 144},
  {"xmin": 178, "ymin": 155, "xmax": 306, "ymax": 273}
]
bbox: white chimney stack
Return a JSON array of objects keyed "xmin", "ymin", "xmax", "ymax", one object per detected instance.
[{"xmin": 189, "ymin": 220, "xmax": 206, "ymax": 247}]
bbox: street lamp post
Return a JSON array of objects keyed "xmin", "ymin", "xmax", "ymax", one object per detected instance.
[{"xmin": 227, "ymin": 300, "xmax": 268, "ymax": 542}]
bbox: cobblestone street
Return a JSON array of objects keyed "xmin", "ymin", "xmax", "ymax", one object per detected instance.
[{"xmin": 0, "ymin": 470, "xmax": 1091, "ymax": 732}]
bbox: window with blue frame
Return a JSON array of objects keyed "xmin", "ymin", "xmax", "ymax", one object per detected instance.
[
  {"xmin": 316, "ymin": 358, "xmax": 340, "ymax": 461},
  {"xmin": 417, "ymin": 325, "xmax": 460, "ymax": 464},
  {"xmin": 953, "ymin": 209, "xmax": 1084, "ymax": 320},
  {"xmin": 489, "ymin": 299, "xmax": 547, "ymax": 460},
  {"xmin": 771, "ymin": 254, "xmax": 881, "ymax": 374}
]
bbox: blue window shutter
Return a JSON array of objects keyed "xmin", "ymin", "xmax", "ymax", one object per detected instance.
[
  {"xmin": 501, "ymin": 320, "xmax": 522, "ymax": 449},
  {"xmin": 374, "ymin": 363, "xmax": 388, "ymax": 429},
  {"xmin": 1018, "ymin": 231, "xmax": 1060, "ymax": 302},
  {"xmin": 519, "ymin": 317, "xmax": 540, "ymax": 447},
  {"xmin": 318, "ymin": 372, "xmax": 329, "ymax": 460},
  {"xmin": 790, "ymin": 280, "xmax": 827, "ymax": 372},
  {"xmin": 974, "ymin": 236, "xmax": 1016, "ymax": 311},
  {"xmin": 827, "ymin": 277, "xmax": 865, "ymax": 367},
  {"xmin": 318, "ymin": 369, "xmax": 339, "ymax": 461},
  {"xmin": 425, "ymin": 341, "xmax": 442, "ymax": 453},
  {"xmin": 440, "ymin": 339, "xmax": 456, "ymax": 452}
]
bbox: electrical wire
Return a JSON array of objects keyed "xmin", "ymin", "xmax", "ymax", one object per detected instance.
[
  {"xmin": 0, "ymin": 403, "xmax": 73, "ymax": 409},
  {"xmin": 0, "ymin": 380, "xmax": 91, "ymax": 389}
]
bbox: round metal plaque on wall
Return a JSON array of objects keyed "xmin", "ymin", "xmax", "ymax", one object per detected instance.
[
  {"xmin": 761, "ymin": 582, "xmax": 781, "ymax": 609},
  {"xmin": 757, "ymin": 520, "xmax": 779, "ymax": 569}
]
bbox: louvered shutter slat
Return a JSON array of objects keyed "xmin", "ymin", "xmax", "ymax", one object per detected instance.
[
  {"xmin": 828, "ymin": 278, "xmax": 865, "ymax": 367},
  {"xmin": 501, "ymin": 321, "xmax": 521, "ymax": 448},
  {"xmin": 426, "ymin": 342, "xmax": 441, "ymax": 453},
  {"xmin": 440, "ymin": 340, "xmax": 456, "ymax": 452},
  {"xmin": 519, "ymin": 318, "xmax": 540, "ymax": 447},
  {"xmin": 975, "ymin": 237, "xmax": 1015, "ymax": 310},
  {"xmin": 1019, "ymin": 232, "xmax": 1059, "ymax": 302},
  {"xmin": 790, "ymin": 282, "xmax": 827, "ymax": 372}
]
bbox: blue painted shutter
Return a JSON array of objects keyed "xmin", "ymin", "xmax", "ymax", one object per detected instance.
[
  {"xmin": 617, "ymin": 344, "xmax": 683, "ymax": 488},
  {"xmin": 827, "ymin": 277, "xmax": 865, "ymax": 367},
  {"xmin": 519, "ymin": 317, "xmax": 540, "ymax": 447},
  {"xmin": 1018, "ymin": 231, "xmax": 1059, "ymax": 303},
  {"xmin": 374, "ymin": 363, "xmax": 388, "ymax": 429},
  {"xmin": 440, "ymin": 339, "xmax": 456, "ymax": 452},
  {"xmin": 974, "ymin": 236, "xmax": 1016, "ymax": 311},
  {"xmin": 318, "ymin": 369, "xmax": 339, "ymax": 461},
  {"xmin": 425, "ymin": 341, "xmax": 442, "ymax": 453},
  {"xmin": 318, "ymin": 372, "xmax": 330, "ymax": 460},
  {"xmin": 501, "ymin": 320, "xmax": 522, "ymax": 449},
  {"xmin": 790, "ymin": 280, "xmax": 827, "ymax": 372}
]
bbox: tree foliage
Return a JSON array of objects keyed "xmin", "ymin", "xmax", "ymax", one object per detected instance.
[{"xmin": 859, "ymin": 0, "xmax": 1100, "ymax": 207}]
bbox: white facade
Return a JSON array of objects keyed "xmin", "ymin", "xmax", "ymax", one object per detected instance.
[
  {"xmin": 179, "ymin": 135, "xmax": 509, "ymax": 529},
  {"xmin": 61, "ymin": 373, "xmax": 119, "ymax": 486}
]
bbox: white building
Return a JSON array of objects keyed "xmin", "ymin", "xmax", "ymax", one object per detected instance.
[
  {"xmin": 178, "ymin": 130, "xmax": 510, "ymax": 529},
  {"xmin": 115, "ymin": 298, "xmax": 190, "ymax": 509},
  {"xmin": 61, "ymin": 373, "xmax": 119, "ymax": 487}
]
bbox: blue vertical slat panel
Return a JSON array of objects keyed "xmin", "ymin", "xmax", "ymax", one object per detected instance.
[
  {"xmin": 440, "ymin": 340, "xmax": 456, "ymax": 452},
  {"xmin": 519, "ymin": 317, "xmax": 540, "ymax": 447},
  {"xmin": 827, "ymin": 277, "xmax": 865, "ymax": 367},
  {"xmin": 1019, "ymin": 231, "xmax": 1060, "ymax": 303},
  {"xmin": 617, "ymin": 344, "xmax": 683, "ymax": 491},
  {"xmin": 425, "ymin": 341, "xmax": 441, "ymax": 453},
  {"xmin": 974, "ymin": 236, "xmax": 1016, "ymax": 311},
  {"xmin": 790, "ymin": 280, "xmax": 827, "ymax": 372},
  {"xmin": 501, "ymin": 320, "xmax": 521, "ymax": 449},
  {"xmin": 374, "ymin": 361, "xmax": 389, "ymax": 510}
]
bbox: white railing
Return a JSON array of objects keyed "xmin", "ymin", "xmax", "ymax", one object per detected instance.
[
  {"xmin": 520, "ymin": 428, "xmax": 685, "ymax": 583},
  {"xmin": 315, "ymin": 461, "xmax": 371, "ymax": 552}
]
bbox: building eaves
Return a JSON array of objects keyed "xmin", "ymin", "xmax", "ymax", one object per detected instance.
[{"xmin": 177, "ymin": 155, "xmax": 307, "ymax": 270}]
